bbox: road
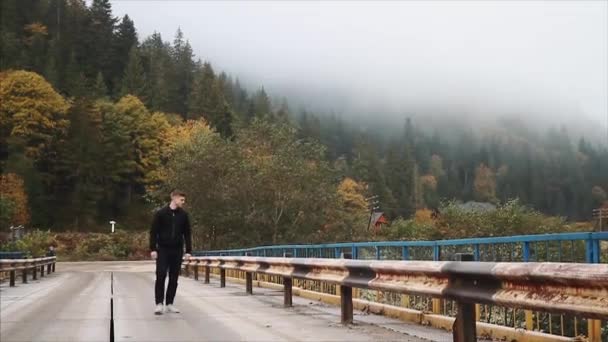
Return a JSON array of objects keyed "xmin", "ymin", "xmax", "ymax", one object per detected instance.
[{"xmin": 1, "ymin": 261, "xmax": 451, "ymax": 342}]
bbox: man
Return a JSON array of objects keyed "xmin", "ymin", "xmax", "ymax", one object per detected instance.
[{"xmin": 150, "ymin": 190, "xmax": 192, "ymax": 315}]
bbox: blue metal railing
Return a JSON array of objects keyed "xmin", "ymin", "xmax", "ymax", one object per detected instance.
[
  {"xmin": 0, "ymin": 251, "xmax": 26, "ymax": 259},
  {"xmin": 194, "ymin": 232, "xmax": 608, "ymax": 264}
]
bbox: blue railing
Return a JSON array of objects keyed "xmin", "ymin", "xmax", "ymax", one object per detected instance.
[
  {"xmin": 194, "ymin": 232, "xmax": 608, "ymax": 264},
  {"xmin": 0, "ymin": 251, "xmax": 26, "ymax": 259}
]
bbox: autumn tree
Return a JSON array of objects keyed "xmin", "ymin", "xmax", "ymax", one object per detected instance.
[
  {"xmin": 0, "ymin": 173, "xmax": 30, "ymax": 230},
  {"xmin": 474, "ymin": 163, "xmax": 497, "ymax": 203},
  {"xmin": 0, "ymin": 70, "xmax": 70, "ymax": 160}
]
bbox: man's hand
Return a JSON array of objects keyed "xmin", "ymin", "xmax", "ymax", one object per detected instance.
[
  {"xmin": 150, "ymin": 251, "xmax": 158, "ymax": 260},
  {"xmin": 184, "ymin": 253, "xmax": 192, "ymax": 260}
]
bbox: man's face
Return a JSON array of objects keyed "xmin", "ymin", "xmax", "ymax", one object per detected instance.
[{"xmin": 172, "ymin": 195, "xmax": 186, "ymax": 208}]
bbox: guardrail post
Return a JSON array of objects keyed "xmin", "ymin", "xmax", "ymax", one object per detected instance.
[
  {"xmin": 10, "ymin": 270, "xmax": 16, "ymax": 286},
  {"xmin": 585, "ymin": 236, "xmax": 602, "ymax": 342},
  {"xmin": 204, "ymin": 265, "xmax": 210, "ymax": 284},
  {"xmin": 184, "ymin": 262, "xmax": 190, "ymax": 277},
  {"xmin": 245, "ymin": 252, "xmax": 254, "ymax": 294},
  {"xmin": 194, "ymin": 261, "xmax": 199, "ymax": 281},
  {"xmin": 47, "ymin": 263, "xmax": 51, "ymax": 274},
  {"xmin": 52, "ymin": 262, "xmax": 55, "ymax": 272},
  {"xmin": 432, "ymin": 249, "xmax": 444, "ymax": 315},
  {"xmin": 451, "ymin": 253, "xmax": 476, "ymax": 341},
  {"xmin": 246, "ymin": 272, "xmax": 253, "ymax": 294},
  {"xmin": 22, "ymin": 268, "xmax": 27, "ymax": 283},
  {"xmin": 40, "ymin": 264, "xmax": 45, "ymax": 277},
  {"xmin": 453, "ymin": 301, "xmax": 476, "ymax": 342},
  {"xmin": 32, "ymin": 264, "xmax": 38, "ymax": 280},
  {"xmin": 220, "ymin": 268, "xmax": 226, "ymax": 288},
  {"xmin": 340, "ymin": 252, "xmax": 353, "ymax": 324},
  {"xmin": 283, "ymin": 277, "xmax": 293, "ymax": 307}
]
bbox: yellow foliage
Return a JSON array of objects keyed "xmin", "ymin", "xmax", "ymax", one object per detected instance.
[
  {"xmin": 0, "ymin": 70, "xmax": 70, "ymax": 158},
  {"xmin": 0, "ymin": 173, "xmax": 30, "ymax": 226},
  {"xmin": 414, "ymin": 208, "xmax": 434, "ymax": 225},
  {"xmin": 337, "ymin": 177, "xmax": 368, "ymax": 211},
  {"xmin": 473, "ymin": 163, "xmax": 497, "ymax": 202},
  {"xmin": 420, "ymin": 174, "xmax": 437, "ymax": 190},
  {"xmin": 166, "ymin": 119, "xmax": 212, "ymax": 152},
  {"xmin": 24, "ymin": 22, "xmax": 48, "ymax": 36}
]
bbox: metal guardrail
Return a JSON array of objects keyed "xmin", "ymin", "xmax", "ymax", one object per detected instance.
[
  {"xmin": 194, "ymin": 232, "xmax": 608, "ymax": 264},
  {"xmin": 0, "ymin": 256, "xmax": 57, "ymax": 287},
  {"xmin": 183, "ymin": 256, "xmax": 608, "ymax": 342},
  {"xmin": 0, "ymin": 251, "xmax": 26, "ymax": 259}
]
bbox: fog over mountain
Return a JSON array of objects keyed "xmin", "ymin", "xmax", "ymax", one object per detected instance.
[{"xmin": 111, "ymin": 1, "xmax": 608, "ymax": 143}]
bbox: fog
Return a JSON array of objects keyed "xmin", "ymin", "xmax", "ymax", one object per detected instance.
[{"xmin": 110, "ymin": 1, "xmax": 608, "ymax": 141}]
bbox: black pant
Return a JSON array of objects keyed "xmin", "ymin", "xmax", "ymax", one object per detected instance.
[{"xmin": 155, "ymin": 248, "xmax": 182, "ymax": 305}]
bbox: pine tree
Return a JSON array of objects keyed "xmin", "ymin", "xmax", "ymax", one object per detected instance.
[
  {"xmin": 87, "ymin": 0, "xmax": 117, "ymax": 85},
  {"xmin": 113, "ymin": 14, "xmax": 137, "ymax": 82},
  {"xmin": 253, "ymin": 87, "xmax": 271, "ymax": 119},
  {"xmin": 120, "ymin": 45, "xmax": 146, "ymax": 100},
  {"xmin": 189, "ymin": 63, "xmax": 233, "ymax": 137},
  {"xmin": 140, "ymin": 32, "xmax": 171, "ymax": 112},
  {"xmin": 168, "ymin": 28, "xmax": 194, "ymax": 116}
]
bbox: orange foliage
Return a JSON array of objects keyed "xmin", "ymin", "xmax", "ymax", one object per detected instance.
[
  {"xmin": 0, "ymin": 173, "xmax": 30, "ymax": 226},
  {"xmin": 414, "ymin": 208, "xmax": 434, "ymax": 225}
]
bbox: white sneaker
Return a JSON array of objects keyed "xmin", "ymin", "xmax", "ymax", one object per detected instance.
[
  {"xmin": 165, "ymin": 305, "xmax": 180, "ymax": 313},
  {"xmin": 154, "ymin": 304, "xmax": 164, "ymax": 315}
]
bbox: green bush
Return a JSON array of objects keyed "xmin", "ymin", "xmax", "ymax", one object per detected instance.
[
  {"xmin": 0, "ymin": 230, "xmax": 150, "ymax": 261},
  {"xmin": 381, "ymin": 199, "xmax": 583, "ymax": 241}
]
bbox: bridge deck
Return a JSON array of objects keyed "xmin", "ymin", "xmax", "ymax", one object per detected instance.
[{"xmin": 1, "ymin": 261, "xmax": 450, "ymax": 341}]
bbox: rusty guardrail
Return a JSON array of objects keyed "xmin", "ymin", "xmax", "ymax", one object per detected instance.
[
  {"xmin": 183, "ymin": 257, "xmax": 608, "ymax": 342},
  {"xmin": 0, "ymin": 256, "xmax": 57, "ymax": 287}
]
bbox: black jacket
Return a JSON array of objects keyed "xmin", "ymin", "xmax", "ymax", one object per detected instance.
[{"xmin": 149, "ymin": 205, "xmax": 192, "ymax": 253}]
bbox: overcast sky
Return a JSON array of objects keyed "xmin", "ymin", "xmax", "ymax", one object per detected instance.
[{"xmin": 110, "ymin": 1, "xmax": 608, "ymax": 133}]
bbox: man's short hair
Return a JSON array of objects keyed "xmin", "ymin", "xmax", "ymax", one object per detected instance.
[{"xmin": 170, "ymin": 189, "xmax": 187, "ymax": 198}]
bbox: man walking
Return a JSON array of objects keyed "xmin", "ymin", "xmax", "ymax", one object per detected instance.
[{"xmin": 150, "ymin": 190, "xmax": 192, "ymax": 315}]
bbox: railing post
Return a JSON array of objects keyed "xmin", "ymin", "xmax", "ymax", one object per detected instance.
[
  {"xmin": 204, "ymin": 265, "xmax": 210, "ymax": 284},
  {"xmin": 523, "ymin": 241, "xmax": 530, "ymax": 262},
  {"xmin": 184, "ymin": 262, "xmax": 190, "ymax": 277},
  {"xmin": 525, "ymin": 311, "xmax": 534, "ymax": 331},
  {"xmin": 432, "ymin": 246, "xmax": 445, "ymax": 315},
  {"xmin": 340, "ymin": 252, "xmax": 353, "ymax": 324},
  {"xmin": 52, "ymin": 262, "xmax": 55, "ymax": 272},
  {"xmin": 194, "ymin": 261, "xmax": 199, "ymax": 281},
  {"xmin": 246, "ymin": 272, "xmax": 253, "ymax": 294},
  {"xmin": 587, "ymin": 318, "xmax": 602, "ymax": 342},
  {"xmin": 10, "ymin": 270, "xmax": 16, "ymax": 287},
  {"xmin": 22, "ymin": 268, "xmax": 27, "ymax": 283},
  {"xmin": 402, "ymin": 246, "xmax": 409, "ymax": 260},
  {"xmin": 40, "ymin": 264, "xmax": 44, "ymax": 277},
  {"xmin": 32, "ymin": 264, "xmax": 37, "ymax": 280},
  {"xmin": 433, "ymin": 244, "xmax": 441, "ymax": 261},
  {"xmin": 585, "ymin": 236, "xmax": 601, "ymax": 342},
  {"xmin": 47, "ymin": 263, "xmax": 51, "ymax": 274},
  {"xmin": 452, "ymin": 253, "xmax": 476, "ymax": 341},
  {"xmin": 283, "ymin": 277, "xmax": 293, "ymax": 307},
  {"xmin": 220, "ymin": 268, "xmax": 226, "ymax": 288},
  {"xmin": 245, "ymin": 252, "xmax": 254, "ymax": 294},
  {"xmin": 453, "ymin": 301, "xmax": 476, "ymax": 342}
]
